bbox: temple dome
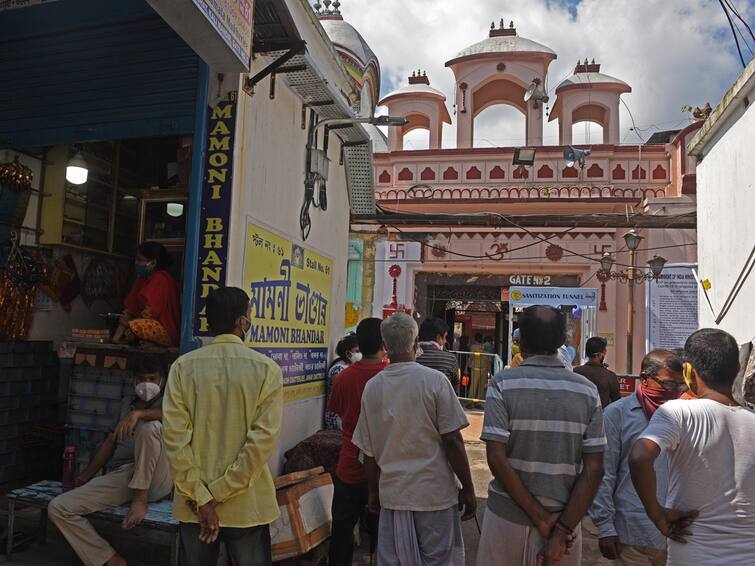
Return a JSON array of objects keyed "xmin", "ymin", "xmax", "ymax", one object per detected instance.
[
  {"xmin": 555, "ymin": 70, "xmax": 630, "ymax": 94},
  {"xmin": 446, "ymin": 22, "xmax": 556, "ymax": 66},
  {"xmin": 316, "ymin": 3, "xmax": 381, "ymax": 115}
]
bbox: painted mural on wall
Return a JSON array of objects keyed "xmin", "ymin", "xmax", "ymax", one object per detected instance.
[
  {"xmin": 243, "ymin": 222, "xmax": 333, "ymax": 403},
  {"xmin": 193, "ymin": 94, "xmax": 237, "ymax": 336}
]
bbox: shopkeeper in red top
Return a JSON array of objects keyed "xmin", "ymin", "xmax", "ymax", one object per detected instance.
[
  {"xmin": 327, "ymin": 317, "xmax": 388, "ymax": 566},
  {"xmin": 112, "ymin": 242, "xmax": 180, "ymax": 348}
]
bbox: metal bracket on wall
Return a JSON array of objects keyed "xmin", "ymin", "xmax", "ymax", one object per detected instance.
[{"xmin": 242, "ymin": 40, "xmax": 306, "ymax": 96}]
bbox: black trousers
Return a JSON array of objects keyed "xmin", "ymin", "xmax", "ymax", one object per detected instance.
[
  {"xmin": 179, "ymin": 522, "xmax": 272, "ymax": 566},
  {"xmin": 329, "ymin": 477, "xmax": 378, "ymax": 566}
]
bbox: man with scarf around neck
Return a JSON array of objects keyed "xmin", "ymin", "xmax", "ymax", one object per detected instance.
[
  {"xmin": 589, "ymin": 350, "xmax": 685, "ymax": 565},
  {"xmin": 630, "ymin": 329, "xmax": 755, "ymax": 566}
]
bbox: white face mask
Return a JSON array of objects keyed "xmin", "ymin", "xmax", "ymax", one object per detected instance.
[
  {"xmin": 349, "ymin": 352, "xmax": 363, "ymax": 363},
  {"xmin": 135, "ymin": 382, "xmax": 161, "ymax": 402}
]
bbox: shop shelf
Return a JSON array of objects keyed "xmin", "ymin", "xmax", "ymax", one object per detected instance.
[
  {"xmin": 68, "ymin": 395, "xmax": 123, "ymax": 417},
  {"xmin": 67, "ymin": 410, "xmax": 116, "ymax": 432},
  {"xmin": 0, "ymin": 436, "xmax": 24, "ymax": 454}
]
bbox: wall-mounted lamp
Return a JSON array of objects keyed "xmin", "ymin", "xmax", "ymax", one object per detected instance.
[
  {"xmin": 66, "ymin": 151, "xmax": 88, "ymax": 185},
  {"xmin": 513, "ymin": 147, "xmax": 537, "ymax": 166}
]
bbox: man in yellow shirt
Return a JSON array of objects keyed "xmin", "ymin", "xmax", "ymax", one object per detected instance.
[{"xmin": 162, "ymin": 287, "xmax": 283, "ymax": 566}]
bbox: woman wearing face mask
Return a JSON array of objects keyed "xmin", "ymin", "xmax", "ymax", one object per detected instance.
[
  {"xmin": 325, "ymin": 333, "xmax": 360, "ymax": 430},
  {"xmin": 113, "ymin": 242, "xmax": 180, "ymax": 347}
]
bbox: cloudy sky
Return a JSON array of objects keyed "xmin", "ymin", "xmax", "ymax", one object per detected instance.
[{"xmin": 321, "ymin": 0, "xmax": 754, "ymax": 148}]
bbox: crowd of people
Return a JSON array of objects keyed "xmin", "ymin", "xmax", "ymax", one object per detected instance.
[{"xmin": 45, "ymin": 286, "xmax": 754, "ymax": 566}]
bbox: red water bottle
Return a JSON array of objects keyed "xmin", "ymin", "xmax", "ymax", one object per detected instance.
[{"xmin": 62, "ymin": 446, "xmax": 77, "ymax": 492}]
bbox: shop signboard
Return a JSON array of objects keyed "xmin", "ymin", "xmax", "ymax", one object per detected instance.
[
  {"xmin": 645, "ymin": 263, "xmax": 698, "ymax": 352},
  {"xmin": 190, "ymin": 0, "xmax": 253, "ymax": 66},
  {"xmin": 0, "ymin": 0, "xmax": 60, "ymax": 10},
  {"xmin": 147, "ymin": 0, "xmax": 253, "ymax": 71},
  {"xmin": 243, "ymin": 222, "xmax": 333, "ymax": 403},
  {"xmin": 193, "ymin": 94, "xmax": 237, "ymax": 336}
]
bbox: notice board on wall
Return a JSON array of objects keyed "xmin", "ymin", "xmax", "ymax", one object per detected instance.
[{"xmin": 645, "ymin": 263, "xmax": 699, "ymax": 352}]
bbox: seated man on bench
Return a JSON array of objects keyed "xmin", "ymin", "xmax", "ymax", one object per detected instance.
[{"xmin": 49, "ymin": 355, "xmax": 173, "ymax": 566}]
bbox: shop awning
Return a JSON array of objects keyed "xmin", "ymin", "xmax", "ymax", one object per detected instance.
[{"xmin": 257, "ymin": 48, "xmax": 375, "ymax": 215}]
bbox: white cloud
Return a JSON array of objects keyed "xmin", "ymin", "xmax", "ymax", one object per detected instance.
[{"xmin": 331, "ymin": 0, "xmax": 751, "ymax": 148}]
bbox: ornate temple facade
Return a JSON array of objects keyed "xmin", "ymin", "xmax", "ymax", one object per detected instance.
[{"xmin": 316, "ymin": 4, "xmax": 700, "ymax": 373}]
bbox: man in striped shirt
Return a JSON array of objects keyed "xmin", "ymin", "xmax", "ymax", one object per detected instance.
[
  {"xmin": 477, "ymin": 305, "xmax": 606, "ymax": 566},
  {"xmin": 416, "ymin": 317, "xmax": 460, "ymax": 394}
]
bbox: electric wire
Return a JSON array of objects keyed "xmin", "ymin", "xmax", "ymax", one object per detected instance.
[
  {"xmin": 374, "ymin": 210, "xmax": 695, "ymax": 269},
  {"xmin": 356, "ymin": 239, "xmax": 695, "ymax": 263},
  {"xmin": 722, "ymin": 0, "xmax": 755, "ymax": 41},
  {"xmin": 719, "ymin": 0, "xmax": 748, "ymax": 67}
]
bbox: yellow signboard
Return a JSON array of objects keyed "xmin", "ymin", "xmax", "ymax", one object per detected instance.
[{"xmin": 242, "ymin": 222, "xmax": 333, "ymax": 402}]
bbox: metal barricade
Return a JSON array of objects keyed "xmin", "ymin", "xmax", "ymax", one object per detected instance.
[{"xmin": 449, "ymin": 350, "xmax": 503, "ymax": 404}]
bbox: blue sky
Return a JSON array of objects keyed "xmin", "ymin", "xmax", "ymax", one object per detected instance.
[{"xmin": 322, "ymin": 0, "xmax": 754, "ymax": 147}]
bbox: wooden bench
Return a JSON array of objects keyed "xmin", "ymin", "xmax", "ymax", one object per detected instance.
[{"xmin": 6, "ymin": 480, "xmax": 179, "ymax": 565}]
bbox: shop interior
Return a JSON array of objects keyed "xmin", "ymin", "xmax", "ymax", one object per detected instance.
[{"xmin": 0, "ymin": 135, "xmax": 192, "ymax": 479}]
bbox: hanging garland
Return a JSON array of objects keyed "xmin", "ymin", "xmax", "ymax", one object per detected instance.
[
  {"xmin": 0, "ymin": 157, "xmax": 33, "ymax": 191},
  {"xmin": 0, "ymin": 156, "xmax": 44, "ymax": 341}
]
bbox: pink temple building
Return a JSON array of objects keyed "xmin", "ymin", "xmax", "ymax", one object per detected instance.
[{"xmin": 317, "ymin": 5, "xmax": 701, "ymax": 374}]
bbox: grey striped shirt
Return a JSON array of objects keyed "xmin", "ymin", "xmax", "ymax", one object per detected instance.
[{"xmin": 481, "ymin": 355, "xmax": 606, "ymax": 525}]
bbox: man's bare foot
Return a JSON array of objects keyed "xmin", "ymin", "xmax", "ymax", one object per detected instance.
[
  {"xmin": 105, "ymin": 553, "xmax": 127, "ymax": 566},
  {"xmin": 122, "ymin": 490, "xmax": 148, "ymax": 530}
]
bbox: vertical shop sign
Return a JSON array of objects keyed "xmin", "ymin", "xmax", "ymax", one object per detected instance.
[
  {"xmin": 243, "ymin": 222, "xmax": 333, "ymax": 403},
  {"xmin": 194, "ymin": 94, "xmax": 237, "ymax": 336}
]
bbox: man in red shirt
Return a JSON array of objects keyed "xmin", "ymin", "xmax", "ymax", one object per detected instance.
[{"xmin": 328, "ymin": 318, "xmax": 387, "ymax": 566}]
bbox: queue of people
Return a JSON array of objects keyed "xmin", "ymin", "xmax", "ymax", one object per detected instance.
[{"xmin": 46, "ymin": 285, "xmax": 754, "ymax": 566}]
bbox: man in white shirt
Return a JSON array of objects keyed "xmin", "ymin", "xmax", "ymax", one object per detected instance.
[
  {"xmin": 629, "ymin": 328, "xmax": 755, "ymax": 566},
  {"xmin": 352, "ymin": 312, "xmax": 476, "ymax": 566}
]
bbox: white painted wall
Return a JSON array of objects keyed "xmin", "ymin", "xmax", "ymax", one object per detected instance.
[
  {"xmin": 694, "ymin": 87, "xmax": 755, "ymax": 344},
  {"xmin": 224, "ymin": 16, "xmax": 357, "ymax": 473}
]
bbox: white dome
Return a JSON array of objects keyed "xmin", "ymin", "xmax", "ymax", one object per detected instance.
[
  {"xmin": 449, "ymin": 34, "xmax": 556, "ymax": 64},
  {"xmin": 556, "ymin": 71, "xmax": 630, "ymax": 93},
  {"xmin": 320, "ymin": 17, "xmax": 379, "ymax": 70},
  {"xmin": 380, "ymin": 82, "xmax": 447, "ymax": 102}
]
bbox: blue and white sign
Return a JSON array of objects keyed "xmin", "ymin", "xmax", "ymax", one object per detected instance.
[{"xmin": 509, "ymin": 286, "xmax": 600, "ymax": 308}]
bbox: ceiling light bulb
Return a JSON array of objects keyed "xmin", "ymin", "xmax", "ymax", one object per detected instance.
[
  {"xmin": 166, "ymin": 202, "xmax": 184, "ymax": 217},
  {"xmin": 66, "ymin": 152, "xmax": 89, "ymax": 185}
]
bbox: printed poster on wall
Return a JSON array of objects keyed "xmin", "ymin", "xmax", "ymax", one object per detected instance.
[
  {"xmin": 243, "ymin": 222, "xmax": 333, "ymax": 403},
  {"xmin": 645, "ymin": 263, "xmax": 699, "ymax": 351}
]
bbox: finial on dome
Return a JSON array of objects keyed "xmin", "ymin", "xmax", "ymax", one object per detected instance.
[
  {"xmin": 591, "ymin": 58, "xmax": 595, "ymax": 64},
  {"xmin": 314, "ymin": 1, "xmax": 322, "ymax": 12},
  {"xmin": 332, "ymin": 0, "xmax": 340, "ymax": 14},
  {"xmin": 491, "ymin": 21, "xmax": 495, "ymax": 30},
  {"xmin": 510, "ymin": 20, "xmax": 514, "ymax": 28},
  {"xmin": 409, "ymin": 70, "xmax": 430, "ymax": 85}
]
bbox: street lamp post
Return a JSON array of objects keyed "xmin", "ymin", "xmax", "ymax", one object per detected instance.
[{"xmin": 598, "ymin": 230, "xmax": 668, "ymax": 374}]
